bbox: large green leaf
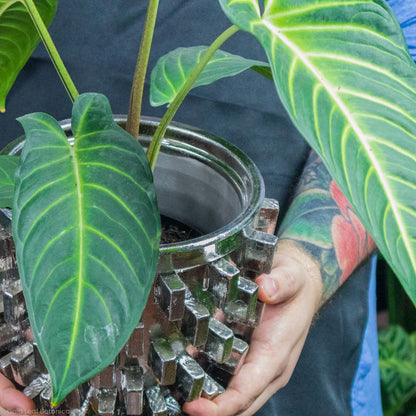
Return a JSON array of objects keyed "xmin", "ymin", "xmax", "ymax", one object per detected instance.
[
  {"xmin": 219, "ymin": 0, "xmax": 416, "ymax": 305},
  {"xmin": 0, "ymin": 0, "xmax": 58, "ymax": 111},
  {"xmin": 379, "ymin": 326, "xmax": 416, "ymax": 415},
  {"xmin": 150, "ymin": 46, "xmax": 269, "ymax": 106},
  {"xmin": 0, "ymin": 155, "xmax": 20, "ymax": 207},
  {"xmin": 12, "ymin": 93, "xmax": 160, "ymax": 404}
]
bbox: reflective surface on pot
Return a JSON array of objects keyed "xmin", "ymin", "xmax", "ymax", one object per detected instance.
[{"xmin": 0, "ymin": 117, "xmax": 279, "ymax": 415}]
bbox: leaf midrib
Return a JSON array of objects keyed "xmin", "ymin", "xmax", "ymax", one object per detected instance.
[
  {"xmin": 59, "ymin": 145, "xmax": 84, "ymax": 390},
  {"xmin": 261, "ymin": 18, "xmax": 416, "ymax": 272}
]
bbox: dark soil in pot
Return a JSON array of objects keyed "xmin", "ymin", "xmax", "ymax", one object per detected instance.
[{"xmin": 160, "ymin": 215, "xmax": 202, "ymax": 244}]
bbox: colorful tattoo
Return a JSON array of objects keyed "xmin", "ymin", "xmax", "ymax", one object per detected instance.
[{"xmin": 279, "ymin": 150, "xmax": 375, "ymax": 302}]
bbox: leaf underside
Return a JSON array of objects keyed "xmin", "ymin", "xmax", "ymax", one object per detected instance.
[
  {"xmin": 150, "ymin": 46, "xmax": 269, "ymax": 106},
  {"xmin": 0, "ymin": 0, "xmax": 58, "ymax": 111},
  {"xmin": 219, "ymin": 0, "xmax": 416, "ymax": 306},
  {"xmin": 12, "ymin": 93, "xmax": 161, "ymax": 404}
]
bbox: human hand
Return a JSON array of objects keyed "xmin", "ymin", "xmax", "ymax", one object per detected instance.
[
  {"xmin": 0, "ymin": 373, "xmax": 36, "ymax": 416},
  {"xmin": 0, "ymin": 239, "xmax": 323, "ymax": 416},
  {"xmin": 183, "ymin": 240, "xmax": 323, "ymax": 416}
]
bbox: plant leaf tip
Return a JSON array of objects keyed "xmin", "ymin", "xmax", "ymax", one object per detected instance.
[
  {"xmin": 51, "ymin": 394, "xmax": 63, "ymax": 408},
  {"xmin": 0, "ymin": 108, "xmax": 5, "ymax": 113}
]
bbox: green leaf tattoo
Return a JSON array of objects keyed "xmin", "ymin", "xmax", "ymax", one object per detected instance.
[{"xmin": 12, "ymin": 93, "xmax": 161, "ymax": 404}]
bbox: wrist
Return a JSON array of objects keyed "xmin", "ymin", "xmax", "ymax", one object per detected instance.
[{"xmin": 275, "ymin": 239, "xmax": 323, "ymax": 312}]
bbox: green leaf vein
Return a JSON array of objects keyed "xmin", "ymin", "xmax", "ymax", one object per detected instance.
[
  {"xmin": 32, "ymin": 256, "xmax": 75, "ymax": 304},
  {"xmin": 92, "ymin": 206, "xmax": 146, "ymax": 263},
  {"xmin": 266, "ymin": 1, "xmax": 370, "ymax": 19},
  {"xmin": 21, "ymin": 191, "xmax": 73, "ymax": 247},
  {"xmin": 84, "ymin": 225, "xmax": 140, "ymax": 285},
  {"xmin": 29, "ymin": 226, "xmax": 76, "ymax": 280},
  {"xmin": 306, "ymin": 53, "xmax": 416, "ymax": 97},
  {"xmin": 78, "ymin": 162, "xmax": 148, "ymax": 195},
  {"xmin": 40, "ymin": 275, "xmax": 78, "ymax": 331},
  {"xmin": 83, "ymin": 183, "xmax": 152, "ymax": 246},
  {"xmin": 89, "ymin": 254, "xmax": 129, "ymax": 306},
  {"xmin": 262, "ymin": 18, "xmax": 416, "ymax": 273}
]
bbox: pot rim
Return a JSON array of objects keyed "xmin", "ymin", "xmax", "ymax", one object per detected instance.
[
  {"xmin": 1, "ymin": 115, "xmax": 265, "ymax": 270},
  {"xmin": 133, "ymin": 117, "xmax": 264, "ymax": 247}
]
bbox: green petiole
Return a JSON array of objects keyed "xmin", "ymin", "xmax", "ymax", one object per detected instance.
[
  {"xmin": 23, "ymin": 0, "xmax": 79, "ymax": 102},
  {"xmin": 126, "ymin": 0, "xmax": 159, "ymax": 139},
  {"xmin": 146, "ymin": 24, "xmax": 240, "ymax": 171}
]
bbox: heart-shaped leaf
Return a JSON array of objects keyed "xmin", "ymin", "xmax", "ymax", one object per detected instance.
[
  {"xmin": 13, "ymin": 93, "xmax": 160, "ymax": 404},
  {"xmin": 0, "ymin": 155, "xmax": 20, "ymax": 207},
  {"xmin": 0, "ymin": 0, "xmax": 58, "ymax": 111},
  {"xmin": 150, "ymin": 46, "xmax": 269, "ymax": 106},
  {"xmin": 219, "ymin": 0, "xmax": 416, "ymax": 306}
]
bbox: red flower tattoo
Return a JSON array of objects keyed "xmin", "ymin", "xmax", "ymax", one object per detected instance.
[{"xmin": 330, "ymin": 182, "xmax": 375, "ymax": 283}]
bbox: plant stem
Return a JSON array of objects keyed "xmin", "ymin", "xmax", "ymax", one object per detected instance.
[
  {"xmin": 146, "ymin": 24, "xmax": 240, "ymax": 171},
  {"xmin": 23, "ymin": 0, "xmax": 79, "ymax": 102},
  {"xmin": 126, "ymin": 0, "xmax": 159, "ymax": 139}
]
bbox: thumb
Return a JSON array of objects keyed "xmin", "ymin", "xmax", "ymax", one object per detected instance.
[
  {"xmin": 256, "ymin": 240, "xmax": 323, "ymax": 307},
  {"xmin": 256, "ymin": 262, "xmax": 304, "ymax": 305}
]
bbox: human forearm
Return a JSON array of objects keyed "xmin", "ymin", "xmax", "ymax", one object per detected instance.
[{"xmin": 279, "ymin": 150, "xmax": 376, "ymax": 303}]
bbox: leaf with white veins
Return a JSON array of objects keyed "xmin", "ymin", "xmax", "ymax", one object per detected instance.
[
  {"xmin": 150, "ymin": 46, "xmax": 269, "ymax": 106},
  {"xmin": 13, "ymin": 93, "xmax": 160, "ymax": 404},
  {"xmin": 219, "ymin": 0, "xmax": 416, "ymax": 305}
]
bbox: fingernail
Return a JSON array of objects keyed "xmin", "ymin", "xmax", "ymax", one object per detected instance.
[{"xmin": 259, "ymin": 277, "xmax": 277, "ymax": 300}]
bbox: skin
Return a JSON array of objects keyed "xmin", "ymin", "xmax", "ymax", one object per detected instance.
[
  {"xmin": 0, "ymin": 375, "xmax": 36, "ymax": 416},
  {"xmin": 0, "ymin": 151, "xmax": 375, "ymax": 415}
]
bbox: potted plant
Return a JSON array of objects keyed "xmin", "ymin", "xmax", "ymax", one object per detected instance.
[{"xmin": 0, "ymin": 0, "xmax": 415, "ymax": 412}]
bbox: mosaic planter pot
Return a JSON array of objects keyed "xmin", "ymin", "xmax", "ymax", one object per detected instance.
[{"xmin": 0, "ymin": 117, "xmax": 279, "ymax": 415}]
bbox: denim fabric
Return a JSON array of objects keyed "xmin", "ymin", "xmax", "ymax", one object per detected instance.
[{"xmin": 351, "ymin": 256, "xmax": 383, "ymax": 416}]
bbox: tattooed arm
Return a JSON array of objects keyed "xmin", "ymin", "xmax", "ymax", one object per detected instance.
[
  {"xmin": 278, "ymin": 150, "xmax": 375, "ymax": 303},
  {"xmin": 185, "ymin": 150, "xmax": 376, "ymax": 416}
]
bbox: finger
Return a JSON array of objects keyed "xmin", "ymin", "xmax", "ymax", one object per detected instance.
[
  {"xmin": 0, "ymin": 374, "xmax": 36, "ymax": 415},
  {"xmin": 183, "ymin": 354, "xmax": 280, "ymax": 416},
  {"xmin": 239, "ymin": 340, "xmax": 306, "ymax": 416},
  {"xmin": 184, "ymin": 349, "xmax": 293, "ymax": 416},
  {"xmin": 212, "ymin": 305, "xmax": 309, "ymax": 416},
  {"xmin": 256, "ymin": 263, "xmax": 305, "ymax": 304},
  {"xmin": 183, "ymin": 327, "xmax": 288, "ymax": 416},
  {"xmin": 185, "ymin": 301, "xmax": 312, "ymax": 416},
  {"xmin": 183, "ymin": 396, "xmax": 217, "ymax": 416},
  {"xmin": 183, "ymin": 350, "xmax": 302, "ymax": 416}
]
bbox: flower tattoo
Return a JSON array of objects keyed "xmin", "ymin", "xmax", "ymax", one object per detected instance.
[{"xmin": 279, "ymin": 151, "xmax": 375, "ymax": 303}]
